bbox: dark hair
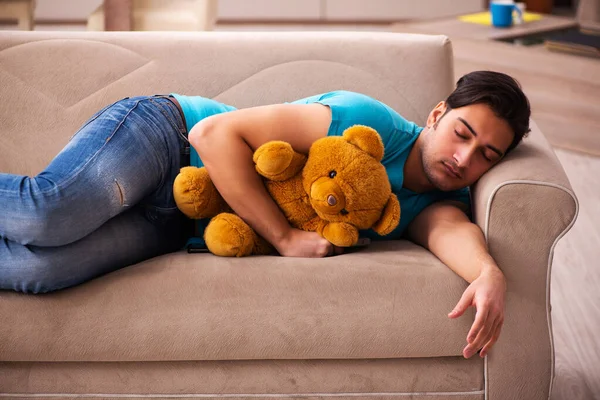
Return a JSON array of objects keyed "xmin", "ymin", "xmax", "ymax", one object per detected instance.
[{"xmin": 445, "ymin": 71, "xmax": 531, "ymax": 155}]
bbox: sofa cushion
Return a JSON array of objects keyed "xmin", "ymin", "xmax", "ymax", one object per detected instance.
[{"xmin": 1, "ymin": 241, "xmax": 473, "ymax": 362}]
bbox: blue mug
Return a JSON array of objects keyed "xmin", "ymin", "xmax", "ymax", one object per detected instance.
[{"xmin": 490, "ymin": 1, "xmax": 522, "ymax": 28}]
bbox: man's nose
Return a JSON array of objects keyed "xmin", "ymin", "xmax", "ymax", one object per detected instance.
[{"xmin": 455, "ymin": 145, "xmax": 476, "ymax": 169}]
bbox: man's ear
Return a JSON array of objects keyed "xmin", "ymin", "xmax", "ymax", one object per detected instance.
[
  {"xmin": 372, "ymin": 193, "xmax": 401, "ymax": 236},
  {"xmin": 426, "ymin": 101, "xmax": 448, "ymax": 129}
]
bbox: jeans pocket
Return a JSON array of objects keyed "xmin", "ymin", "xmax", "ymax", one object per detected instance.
[
  {"xmin": 143, "ymin": 204, "xmax": 182, "ymax": 227},
  {"xmin": 142, "ymin": 204, "xmax": 189, "ymax": 246}
]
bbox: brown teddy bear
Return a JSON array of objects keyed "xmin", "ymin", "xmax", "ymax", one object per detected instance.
[{"xmin": 173, "ymin": 125, "xmax": 400, "ymax": 257}]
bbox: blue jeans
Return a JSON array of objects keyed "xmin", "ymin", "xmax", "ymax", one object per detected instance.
[{"xmin": 0, "ymin": 96, "xmax": 193, "ymax": 293}]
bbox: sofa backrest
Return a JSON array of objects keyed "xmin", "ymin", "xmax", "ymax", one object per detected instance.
[{"xmin": 0, "ymin": 31, "xmax": 454, "ymax": 175}]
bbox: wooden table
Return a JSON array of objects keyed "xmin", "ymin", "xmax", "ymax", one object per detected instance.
[{"xmin": 391, "ymin": 13, "xmax": 577, "ymax": 41}]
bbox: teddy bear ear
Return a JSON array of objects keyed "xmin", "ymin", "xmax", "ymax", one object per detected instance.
[
  {"xmin": 342, "ymin": 125, "xmax": 385, "ymax": 162},
  {"xmin": 372, "ymin": 193, "xmax": 401, "ymax": 236}
]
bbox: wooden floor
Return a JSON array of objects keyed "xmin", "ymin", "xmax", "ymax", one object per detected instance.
[
  {"xmin": 3, "ymin": 19, "xmax": 599, "ymax": 400},
  {"xmin": 551, "ymin": 149, "xmax": 600, "ymax": 400}
]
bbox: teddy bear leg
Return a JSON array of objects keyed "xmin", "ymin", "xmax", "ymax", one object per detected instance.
[
  {"xmin": 204, "ymin": 213, "xmax": 263, "ymax": 257},
  {"xmin": 173, "ymin": 166, "xmax": 229, "ymax": 219}
]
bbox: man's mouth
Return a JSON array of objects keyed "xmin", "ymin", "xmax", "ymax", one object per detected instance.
[{"xmin": 443, "ymin": 162, "xmax": 461, "ymax": 179}]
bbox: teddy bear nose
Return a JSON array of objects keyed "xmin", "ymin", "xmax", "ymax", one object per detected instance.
[{"xmin": 310, "ymin": 177, "xmax": 346, "ymax": 215}]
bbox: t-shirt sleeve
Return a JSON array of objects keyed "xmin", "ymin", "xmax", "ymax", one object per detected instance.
[
  {"xmin": 437, "ymin": 187, "xmax": 472, "ymax": 216},
  {"xmin": 170, "ymin": 93, "xmax": 236, "ymax": 132},
  {"xmin": 291, "ymin": 91, "xmax": 412, "ymax": 162}
]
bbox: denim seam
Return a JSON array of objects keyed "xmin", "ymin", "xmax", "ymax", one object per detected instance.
[
  {"xmin": 149, "ymin": 97, "xmax": 183, "ymax": 131},
  {"xmin": 148, "ymin": 97, "xmax": 190, "ymax": 175},
  {"xmin": 143, "ymin": 97, "xmax": 187, "ymax": 191},
  {"xmin": 144, "ymin": 204, "xmax": 180, "ymax": 212},
  {"xmin": 38, "ymin": 100, "xmax": 144, "ymax": 195},
  {"xmin": 0, "ymin": 101, "xmax": 139, "ymax": 196},
  {"xmin": 66, "ymin": 100, "xmax": 120, "ymax": 142},
  {"xmin": 133, "ymin": 100, "xmax": 170, "ymax": 192},
  {"xmin": 149, "ymin": 97, "xmax": 189, "ymax": 144}
]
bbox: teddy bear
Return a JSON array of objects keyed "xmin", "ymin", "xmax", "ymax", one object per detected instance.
[{"xmin": 173, "ymin": 125, "xmax": 400, "ymax": 257}]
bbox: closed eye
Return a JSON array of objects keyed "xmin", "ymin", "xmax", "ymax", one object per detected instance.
[
  {"xmin": 482, "ymin": 151, "xmax": 492, "ymax": 162},
  {"xmin": 455, "ymin": 130, "xmax": 468, "ymax": 140}
]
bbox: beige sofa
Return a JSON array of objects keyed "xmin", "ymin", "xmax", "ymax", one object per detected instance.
[{"xmin": 0, "ymin": 31, "xmax": 578, "ymax": 400}]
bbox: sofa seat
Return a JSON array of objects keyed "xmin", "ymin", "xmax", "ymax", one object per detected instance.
[
  {"xmin": 1, "ymin": 241, "xmax": 473, "ymax": 363},
  {"xmin": 1, "ymin": 241, "xmax": 485, "ymax": 398}
]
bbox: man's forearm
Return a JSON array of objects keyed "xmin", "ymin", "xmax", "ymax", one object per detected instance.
[
  {"xmin": 422, "ymin": 217, "xmax": 500, "ymax": 283},
  {"xmin": 190, "ymin": 122, "xmax": 292, "ymax": 248},
  {"xmin": 407, "ymin": 203, "xmax": 506, "ymax": 358}
]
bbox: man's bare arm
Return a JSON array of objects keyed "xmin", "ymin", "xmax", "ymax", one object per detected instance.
[
  {"xmin": 189, "ymin": 103, "xmax": 335, "ymax": 258},
  {"xmin": 406, "ymin": 201, "xmax": 496, "ymax": 282},
  {"xmin": 406, "ymin": 201, "xmax": 506, "ymax": 358}
]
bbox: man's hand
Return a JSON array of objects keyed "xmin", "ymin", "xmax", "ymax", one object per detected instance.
[
  {"xmin": 448, "ymin": 266, "xmax": 506, "ymax": 358},
  {"xmin": 276, "ymin": 228, "xmax": 344, "ymax": 258}
]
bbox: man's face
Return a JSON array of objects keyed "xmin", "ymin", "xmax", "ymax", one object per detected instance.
[{"xmin": 421, "ymin": 102, "xmax": 514, "ymax": 191}]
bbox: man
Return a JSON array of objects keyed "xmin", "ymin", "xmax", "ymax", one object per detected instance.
[{"xmin": 188, "ymin": 70, "xmax": 531, "ymax": 359}]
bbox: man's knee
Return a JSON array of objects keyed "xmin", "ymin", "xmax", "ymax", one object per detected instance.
[
  {"xmin": 1, "ymin": 259, "xmax": 73, "ymax": 294},
  {"xmin": 7, "ymin": 207, "xmax": 76, "ymax": 247}
]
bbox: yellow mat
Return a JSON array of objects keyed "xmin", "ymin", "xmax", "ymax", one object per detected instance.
[{"xmin": 459, "ymin": 11, "xmax": 543, "ymax": 26}]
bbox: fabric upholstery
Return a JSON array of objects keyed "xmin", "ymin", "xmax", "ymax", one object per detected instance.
[
  {"xmin": 1, "ymin": 241, "xmax": 473, "ymax": 362},
  {"xmin": 1, "ymin": 358, "xmax": 484, "ymax": 396}
]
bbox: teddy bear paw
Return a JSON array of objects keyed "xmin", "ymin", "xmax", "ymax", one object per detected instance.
[{"xmin": 253, "ymin": 141, "xmax": 296, "ymax": 178}]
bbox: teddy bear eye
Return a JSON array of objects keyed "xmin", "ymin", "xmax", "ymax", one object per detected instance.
[
  {"xmin": 340, "ymin": 209, "xmax": 349, "ymax": 215},
  {"xmin": 329, "ymin": 170, "xmax": 337, "ymax": 178}
]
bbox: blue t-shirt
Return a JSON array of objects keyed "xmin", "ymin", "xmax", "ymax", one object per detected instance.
[
  {"xmin": 171, "ymin": 91, "xmax": 470, "ymax": 245},
  {"xmin": 171, "ymin": 94, "xmax": 237, "ymax": 168}
]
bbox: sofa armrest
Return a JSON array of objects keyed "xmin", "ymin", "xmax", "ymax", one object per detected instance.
[
  {"xmin": 470, "ymin": 119, "xmax": 578, "ymax": 399},
  {"xmin": 471, "ymin": 119, "xmax": 578, "ymax": 293}
]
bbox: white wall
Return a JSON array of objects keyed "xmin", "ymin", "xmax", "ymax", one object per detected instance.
[
  {"xmin": 34, "ymin": 0, "xmax": 485, "ymax": 22},
  {"xmin": 324, "ymin": 0, "xmax": 485, "ymax": 21},
  {"xmin": 218, "ymin": 0, "xmax": 321, "ymax": 20},
  {"xmin": 35, "ymin": 0, "xmax": 102, "ymax": 21}
]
